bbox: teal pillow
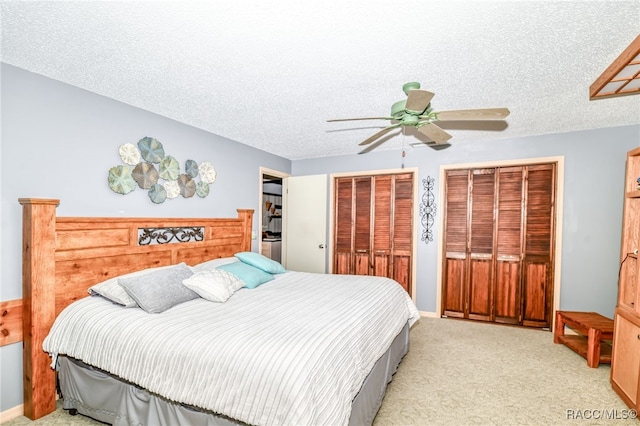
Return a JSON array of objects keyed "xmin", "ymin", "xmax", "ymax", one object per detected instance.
[
  {"xmin": 218, "ymin": 261, "xmax": 274, "ymax": 289},
  {"xmin": 235, "ymin": 251, "xmax": 286, "ymax": 274}
]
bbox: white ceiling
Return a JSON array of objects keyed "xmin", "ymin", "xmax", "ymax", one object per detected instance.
[{"xmin": 1, "ymin": 1, "xmax": 639, "ymax": 160}]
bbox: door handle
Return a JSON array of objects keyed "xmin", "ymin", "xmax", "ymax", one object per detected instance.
[{"xmin": 319, "ymin": 244, "xmax": 325, "ymax": 249}]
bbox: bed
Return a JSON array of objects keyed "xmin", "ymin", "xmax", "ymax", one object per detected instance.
[{"xmin": 19, "ymin": 198, "xmax": 419, "ymax": 425}]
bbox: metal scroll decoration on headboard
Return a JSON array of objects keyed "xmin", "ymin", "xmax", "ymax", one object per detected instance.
[
  {"xmin": 419, "ymin": 176, "xmax": 437, "ymax": 244},
  {"xmin": 108, "ymin": 137, "xmax": 217, "ymax": 204},
  {"xmin": 138, "ymin": 227, "xmax": 204, "ymax": 245}
]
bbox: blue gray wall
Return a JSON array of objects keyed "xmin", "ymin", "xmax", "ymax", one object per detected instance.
[
  {"xmin": 1, "ymin": 62, "xmax": 639, "ymax": 412},
  {"xmin": 0, "ymin": 63, "xmax": 291, "ymax": 411},
  {"xmin": 293, "ymin": 127, "xmax": 640, "ymax": 316}
]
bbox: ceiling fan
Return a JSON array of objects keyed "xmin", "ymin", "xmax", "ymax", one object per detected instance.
[{"xmin": 327, "ymin": 82, "xmax": 510, "ymax": 154}]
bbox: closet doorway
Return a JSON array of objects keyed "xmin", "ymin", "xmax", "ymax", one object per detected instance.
[
  {"xmin": 259, "ymin": 169, "xmax": 326, "ymax": 272},
  {"xmin": 438, "ymin": 158, "xmax": 564, "ymax": 329},
  {"xmin": 259, "ymin": 168, "xmax": 289, "ymax": 263}
]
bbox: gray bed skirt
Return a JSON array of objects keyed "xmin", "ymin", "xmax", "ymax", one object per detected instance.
[{"xmin": 57, "ymin": 322, "xmax": 410, "ymax": 426}]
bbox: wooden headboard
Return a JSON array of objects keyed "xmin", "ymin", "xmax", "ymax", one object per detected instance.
[{"xmin": 18, "ymin": 198, "xmax": 253, "ymax": 420}]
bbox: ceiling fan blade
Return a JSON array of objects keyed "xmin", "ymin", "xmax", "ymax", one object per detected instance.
[
  {"xmin": 405, "ymin": 90, "xmax": 435, "ymax": 113},
  {"xmin": 434, "ymin": 108, "xmax": 510, "ymax": 121},
  {"xmin": 417, "ymin": 123, "xmax": 453, "ymax": 144},
  {"xmin": 327, "ymin": 116, "xmax": 394, "ymax": 122},
  {"xmin": 358, "ymin": 137, "xmax": 389, "ymax": 154},
  {"xmin": 358, "ymin": 123, "xmax": 402, "ymax": 146}
]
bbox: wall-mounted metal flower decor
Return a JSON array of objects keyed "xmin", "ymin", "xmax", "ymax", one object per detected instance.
[
  {"xmin": 108, "ymin": 137, "xmax": 216, "ymax": 204},
  {"xmin": 419, "ymin": 176, "xmax": 437, "ymax": 244}
]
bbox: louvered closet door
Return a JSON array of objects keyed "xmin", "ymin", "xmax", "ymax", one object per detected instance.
[
  {"xmin": 354, "ymin": 177, "xmax": 373, "ymax": 275},
  {"xmin": 333, "ymin": 176, "xmax": 373, "ymax": 276},
  {"xmin": 494, "ymin": 167, "xmax": 525, "ymax": 325},
  {"xmin": 442, "ymin": 163, "xmax": 556, "ymax": 328},
  {"xmin": 521, "ymin": 164, "xmax": 555, "ymax": 327},
  {"xmin": 334, "ymin": 178, "xmax": 353, "ymax": 274},
  {"xmin": 468, "ymin": 170, "xmax": 496, "ymax": 321},
  {"xmin": 372, "ymin": 175, "xmax": 392, "ymax": 277},
  {"xmin": 333, "ymin": 173, "xmax": 413, "ymax": 294},
  {"xmin": 442, "ymin": 169, "xmax": 496, "ymax": 320},
  {"xmin": 392, "ymin": 174, "xmax": 414, "ymax": 291},
  {"xmin": 442, "ymin": 170, "xmax": 470, "ymax": 318}
]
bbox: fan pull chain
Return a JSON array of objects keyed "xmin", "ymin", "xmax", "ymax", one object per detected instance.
[{"xmin": 401, "ymin": 128, "xmax": 406, "ymax": 169}]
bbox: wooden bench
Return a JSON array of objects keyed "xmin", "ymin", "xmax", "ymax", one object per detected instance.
[{"xmin": 553, "ymin": 311, "xmax": 614, "ymax": 368}]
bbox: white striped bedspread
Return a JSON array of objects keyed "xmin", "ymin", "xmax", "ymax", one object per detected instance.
[{"xmin": 43, "ymin": 271, "xmax": 420, "ymax": 426}]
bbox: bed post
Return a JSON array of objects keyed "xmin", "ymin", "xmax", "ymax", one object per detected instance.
[
  {"xmin": 18, "ymin": 198, "xmax": 59, "ymax": 420},
  {"xmin": 237, "ymin": 209, "xmax": 254, "ymax": 252}
]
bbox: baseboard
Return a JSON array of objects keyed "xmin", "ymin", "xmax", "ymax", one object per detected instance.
[
  {"xmin": 0, "ymin": 404, "xmax": 23, "ymax": 423},
  {"xmin": 419, "ymin": 311, "xmax": 439, "ymax": 318}
]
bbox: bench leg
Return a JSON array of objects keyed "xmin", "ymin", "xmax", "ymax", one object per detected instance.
[
  {"xmin": 553, "ymin": 311, "xmax": 565, "ymax": 344},
  {"xmin": 586, "ymin": 328, "xmax": 602, "ymax": 368}
]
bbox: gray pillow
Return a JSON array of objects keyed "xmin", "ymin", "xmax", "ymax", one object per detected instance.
[
  {"xmin": 88, "ymin": 264, "xmax": 177, "ymax": 307},
  {"xmin": 119, "ymin": 263, "xmax": 198, "ymax": 313}
]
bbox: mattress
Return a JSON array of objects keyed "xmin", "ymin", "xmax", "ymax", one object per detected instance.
[
  {"xmin": 44, "ymin": 270, "xmax": 420, "ymax": 426},
  {"xmin": 56, "ymin": 321, "xmax": 410, "ymax": 426}
]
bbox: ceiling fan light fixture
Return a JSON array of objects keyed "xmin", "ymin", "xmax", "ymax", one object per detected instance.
[{"xmin": 402, "ymin": 115, "xmax": 420, "ymax": 126}]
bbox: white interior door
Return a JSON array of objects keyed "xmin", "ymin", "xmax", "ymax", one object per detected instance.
[{"xmin": 282, "ymin": 174, "xmax": 327, "ymax": 273}]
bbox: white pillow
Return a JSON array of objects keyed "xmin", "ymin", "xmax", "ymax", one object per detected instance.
[
  {"xmin": 182, "ymin": 269, "xmax": 245, "ymax": 302},
  {"xmin": 191, "ymin": 257, "xmax": 239, "ymax": 273}
]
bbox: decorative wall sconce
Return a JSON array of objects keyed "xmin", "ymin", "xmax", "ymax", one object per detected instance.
[
  {"xmin": 108, "ymin": 137, "xmax": 216, "ymax": 204},
  {"xmin": 420, "ymin": 176, "xmax": 437, "ymax": 244}
]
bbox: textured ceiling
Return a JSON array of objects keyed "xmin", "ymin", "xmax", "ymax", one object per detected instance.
[{"xmin": 1, "ymin": 1, "xmax": 639, "ymax": 160}]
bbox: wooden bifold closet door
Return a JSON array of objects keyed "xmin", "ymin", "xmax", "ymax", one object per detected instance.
[
  {"xmin": 334, "ymin": 173, "xmax": 413, "ymax": 294},
  {"xmin": 442, "ymin": 163, "xmax": 556, "ymax": 328}
]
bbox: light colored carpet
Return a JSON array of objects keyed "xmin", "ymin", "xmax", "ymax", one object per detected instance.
[
  {"xmin": 5, "ymin": 317, "xmax": 636, "ymax": 425},
  {"xmin": 374, "ymin": 317, "xmax": 635, "ymax": 425}
]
